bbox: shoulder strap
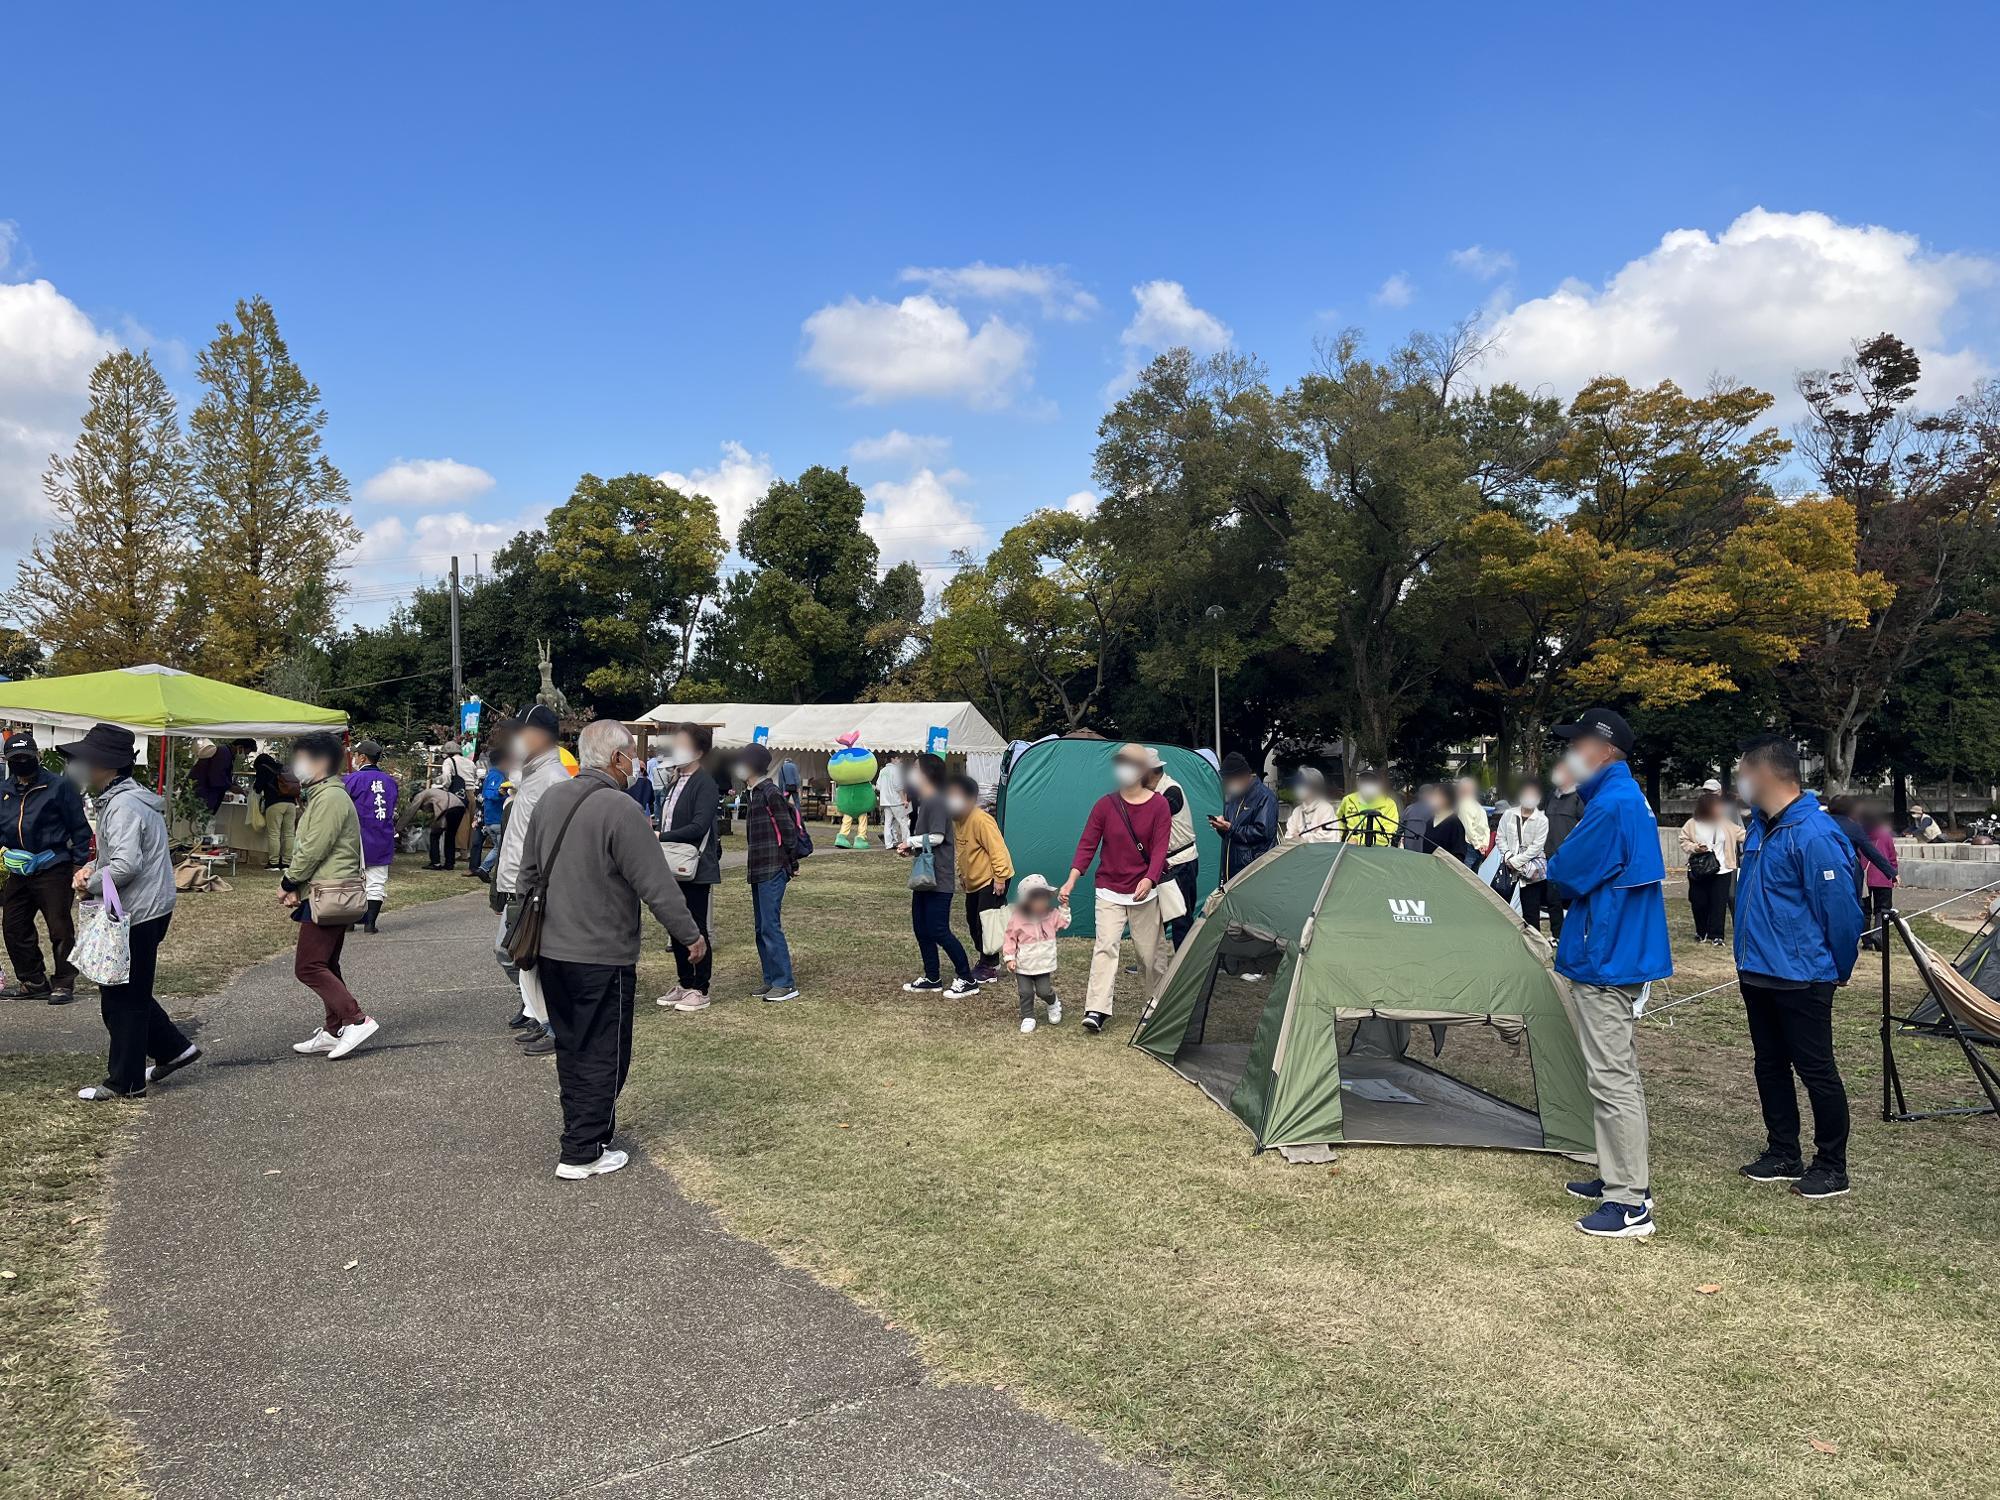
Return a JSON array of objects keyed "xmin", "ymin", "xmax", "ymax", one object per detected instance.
[
  {"xmin": 533, "ymin": 783, "xmax": 608, "ymax": 893},
  {"xmin": 1112, "ymin": 795, "xmax": 1149, "ymax": 859}
]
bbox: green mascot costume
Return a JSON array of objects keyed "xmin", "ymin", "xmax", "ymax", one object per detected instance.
[{"xmin": 829, "ymin": 731, "xmax": 878, "ymax": 849}]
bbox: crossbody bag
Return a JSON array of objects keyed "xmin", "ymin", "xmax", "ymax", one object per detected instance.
[
  {"xmin": 1113, "ymin": 796, "xmax": 1187, "ymax": 922},
  {"xmin": 504, "ymin": 784, "xmax": 607, "ymax": 970}
]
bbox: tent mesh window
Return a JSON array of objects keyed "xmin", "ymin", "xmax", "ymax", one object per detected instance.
[
  {"xmin": 1170, "ymin": 926, "xmax": 1290, "ymax": 1108},
  {"xmin": 1336, "ymin": 1016, "xmax": 1541, "ymax": 1115}
]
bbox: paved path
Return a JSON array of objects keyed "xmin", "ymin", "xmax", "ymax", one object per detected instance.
[{"xmin": 32, "ymin": 892, "xmax": 1169, "ymax": 1499}]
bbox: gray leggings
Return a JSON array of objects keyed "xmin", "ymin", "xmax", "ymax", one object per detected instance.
[{"xmin": 1015, "ymin": 970, "xmax": 1057, "ymax": 1019}]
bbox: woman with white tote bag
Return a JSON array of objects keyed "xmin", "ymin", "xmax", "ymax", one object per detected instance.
[{"xmin": 60, "ymin": 724, "xmax": 200, "ymax": 1101}]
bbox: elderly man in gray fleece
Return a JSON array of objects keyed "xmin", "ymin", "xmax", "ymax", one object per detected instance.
[{"xmin": 514, "ymin": 720, "xmax": 707, "ymax": 1180}]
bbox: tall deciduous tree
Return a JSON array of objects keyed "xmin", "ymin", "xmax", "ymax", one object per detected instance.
[
  {"xmin": 188, "ymin": 296, "xmax": 358, "ymax": 682},
  {"xmin": 693, "ymin": 465, "xmax": 916, "ymax": 702},
  {"xmin": 1782, "ymin": 334, "xmax": 2000, "ymax": 791},
  {"xmin": 9, "ymin": 349, "xmax": 199, "ymax": 671},
  {"xmin": 536, "ymin": 471, "xmax": 724, "ymax": 712}
]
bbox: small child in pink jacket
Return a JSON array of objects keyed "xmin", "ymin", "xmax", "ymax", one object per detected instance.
[{"xmin": 1002, "ymin": 874, "xmax": 1071, "ymax": 1034}]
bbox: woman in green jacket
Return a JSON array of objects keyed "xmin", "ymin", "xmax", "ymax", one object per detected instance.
[{"xmin": 279, "ymin": 732, "xmax": 380, "ymax": 1060}]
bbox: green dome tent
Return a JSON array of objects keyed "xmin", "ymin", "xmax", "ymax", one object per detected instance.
[
  {"xmin": 996, "ymin": 736, "xmax": 1223, "ymax": 939},
  {"xmin": 1130, "ymin": 841, "xmax": 1595, "ymax": 1158}
]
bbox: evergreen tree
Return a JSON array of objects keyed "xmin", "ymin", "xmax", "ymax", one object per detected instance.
[
  {"xmin": 188, "ymin": 295, "xmax": 358, "ymax": 682},
  {"xmin": 8, "ymin": 348, "xmax": 199, "ymax": 671}
]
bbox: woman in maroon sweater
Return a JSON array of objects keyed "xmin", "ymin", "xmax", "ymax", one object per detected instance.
[{"xmin": 1059, "ymin": 743, "xmax": 1173, "ymax": 1034}]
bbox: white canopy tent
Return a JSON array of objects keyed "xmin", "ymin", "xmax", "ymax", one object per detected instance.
[{"xmin": 640, "ymin": 700, "xmax": 1008, "ymax": 793}]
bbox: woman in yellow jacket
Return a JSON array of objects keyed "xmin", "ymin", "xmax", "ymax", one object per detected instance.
[{"xmin": 949, "ymin": 773, "xmax": 1015, "ymax": 984}]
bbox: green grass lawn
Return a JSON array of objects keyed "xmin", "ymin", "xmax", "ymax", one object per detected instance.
[
  {"xmin": 0, "ymin": 852, "xmax": 475, "ymax": 1500},
  {"xmin": 622, "ymin": 850, "xmax": 1999, "ymax": 1500},
  {"xmin": 0, "ymin": 1053, "xmax": 144, "ymax": 1500}
]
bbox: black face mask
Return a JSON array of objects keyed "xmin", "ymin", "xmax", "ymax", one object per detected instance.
[{"xmin": 9, "ymin": 758, "xmax": 38, "ymax": 781}]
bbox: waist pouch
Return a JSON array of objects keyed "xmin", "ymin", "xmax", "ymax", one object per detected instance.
[{"xmin": 1, "ymin": 848, "xmax": 59, "ymax": 876}]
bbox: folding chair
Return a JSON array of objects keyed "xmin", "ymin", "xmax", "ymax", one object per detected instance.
[{"xmin": 1878, "ymin": 908, "xmax": 2000, "ymax": 1123}]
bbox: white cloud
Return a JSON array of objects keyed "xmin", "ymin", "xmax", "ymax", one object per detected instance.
[
  {"xmin": 864, "ymin": 467, "xmax": 986, "ymax": 572},
  {"xmin": 1480, "ymin": 207, "xmax": 1996, "ymax": 416},
  {"xmin": 1109, "ymin": 280, "xmax": 1232, "ymax": 396},
  {"xmin": 847, "ymin": 429, "xmax": 952, "ymax": 468},
  {"xmin": 341, "ymin": 507, "xmax": 549, "ymax": 624},
  {"xmin": 359, "ymin": 457, "xmax": 496, "ymax": 506},
  {"xmin": 1063, "ymin": 489, "xmax": 1098, "ymax": 517},
  {"xmin": 657, "ymin": 440, "xmax": 777, "ymax": 546},
  {"xmin": 897, "ymin": 261, "xmax": 1098, "ymax": 321},
  {"xmin": 800, "ymin": 294, "xmax": 1033, "ymax": 407},
  {"xmin": 1122, "ymin": 280, "xmax": 1231, "ymax": 356},
  {"xmin": 1449, "ymin": 245, "xmax": 1515, "ymax": 280},
  {"xmin": 0, "ymin": 273, "xmax": 120, "ymax": 528},
  {"xmin": 1374, "ymin": 273, "xmax": 1416, "ymax": 308}
]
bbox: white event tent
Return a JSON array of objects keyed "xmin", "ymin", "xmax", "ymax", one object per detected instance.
[{"xmin": 638, "ymin": 700, "xmax": 1008, "ymax": 791}]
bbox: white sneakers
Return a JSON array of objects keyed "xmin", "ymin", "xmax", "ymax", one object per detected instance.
[
  {"xmin": 672, "ymin": 991, "xmax": 711, "ymax": 1012},
  {"xmin": 327, "ymin": 1017, "xmax": 379, "ymax": 1059},
  {"xmin": 295, "ymin": 1018, "xmax": 380, "ymax": 1059},
  {"xmin": 556, "ymin": 1148, "xmax": 629, "ymax": 1181},
  {"xmin": 1046, "ymin": 999, "xmax": 1063, "ymax": 1026},
  {"xmin": 655, "ymin": 986, "xmax": 686, "ymax": 1009},
  {"xmin": 1020, "ymin": 1017, "xmax": 1037, "ymax": 1034}
]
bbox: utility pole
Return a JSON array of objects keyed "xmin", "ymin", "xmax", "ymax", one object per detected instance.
[{"xmin": 448, "ymin": 555, "xmax": 464, "ymax": 710}]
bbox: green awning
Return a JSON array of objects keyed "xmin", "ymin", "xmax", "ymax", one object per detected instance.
[{"xmin": 0, "ymin": 664, "xmax": 346, "ymax": 738}]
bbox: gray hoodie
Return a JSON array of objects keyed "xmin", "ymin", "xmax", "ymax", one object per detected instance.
[{"xmin": 86, "ymin": 776, "xmax": 177, "ymax": 925}]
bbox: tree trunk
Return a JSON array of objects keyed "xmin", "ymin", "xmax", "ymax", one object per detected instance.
[
  {"xmin": 1823, "ymin": 721, "xmax": 1861, "ymax": 795},
  {"xmin": 1643, "ymin": 756, "xmax": 1664, "ymax": 812}
]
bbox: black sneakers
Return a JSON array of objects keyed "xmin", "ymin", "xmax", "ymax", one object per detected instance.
[
  {"xmin": 1081, "ymin": 1011, "xmax": 1107, "ymax": 1034},
  {"xmin": 1792, "ymin": 1165, "xmax": 1851, "ymax": 1200},
  {"xmin": 0, "ymin": 980, "xmax": 52, "ymax": 1001},
  {"xmin": 1739, "ymin": 1151, "xmax": 1805, "ymax": 1183}
]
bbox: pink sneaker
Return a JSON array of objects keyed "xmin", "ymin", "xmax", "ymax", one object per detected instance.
[{"xmin": 672, "ymin": 991, "xmax": 711, "ymax": 1012}]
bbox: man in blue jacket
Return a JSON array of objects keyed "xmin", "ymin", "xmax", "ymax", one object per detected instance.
[
  {"xmin": 1210, "ymin": 752, "xmax": 1278, "ymax": 882},
  {"xmin": 1545, "ymin": 708, "xmax": 1672, "ymax": 1239},
  {"xmin": 0, "ymin": 730, "xmax": 96, "ymax": 1004},
  {"xmin": 1730, "ymin": 735, "xmax": 1863, "ymax": 1201}
]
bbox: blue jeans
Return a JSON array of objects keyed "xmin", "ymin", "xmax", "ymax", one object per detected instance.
[
  {"xmin": 911, "ymin": 889, "xmax": 971, "ymax": 983},
  {"xmin": 751, "ymin": 871, "xmax": 795, "ymax": 990}
]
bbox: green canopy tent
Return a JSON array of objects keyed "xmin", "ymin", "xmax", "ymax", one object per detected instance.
[
  {"xmin": 0, "ymin": 664, "xmax": 346, "ymax": 739},
  {"xmin": 996, "ymin": 736, "xmax": 1223, "ymax": 938},
  {"xmin": 1130, "ymin": 841, "xmax": 1595, "ymax": 1158}
]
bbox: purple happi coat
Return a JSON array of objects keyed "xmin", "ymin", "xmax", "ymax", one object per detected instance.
[{"xmin": 344, "ymin": 766, "xmax": 400, "ymax": 867}]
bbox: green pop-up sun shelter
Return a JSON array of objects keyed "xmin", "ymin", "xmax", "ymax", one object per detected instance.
[
  {"xmin": 0, "ymin": 664, "xmax": 347, "ymax": 738},
  {"xmin": 1131, "ymin": 841, "xmax": 1595, "ymax": 1157},
  {"xmin": 996, "ymin": 736, "xmax": 1223, "ymax": 938}
]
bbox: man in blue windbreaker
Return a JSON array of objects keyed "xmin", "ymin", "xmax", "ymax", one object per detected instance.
[
  {"xmin": 1545, "ymin": 708, "xmax": 1672, "ymax": 1239},
  {"xmin": 1729, "ymin": 735, "xmax": 1863, "ymax": 1202}
]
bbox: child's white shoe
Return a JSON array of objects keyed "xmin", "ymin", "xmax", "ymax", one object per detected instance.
[
  {"xmin": 1046, "ymin": 999, "xmax": 1063, "ymax": 1025},
  {"xmin": 1019, "ymin": 1016, "xmax": 1037, "ymax": 1034}
]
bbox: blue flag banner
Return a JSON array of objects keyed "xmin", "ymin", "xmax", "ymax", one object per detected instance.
[
  {"xmin": 753, "ymin": 725, "xmax": 771, "ymax": 745},
  {"xmin": 459, "ymin": 698, "xmax": 482, "ymax": 738},
  {"xmin": 926, "ymin": 725, "xmax": 950, "ymax": 755}
]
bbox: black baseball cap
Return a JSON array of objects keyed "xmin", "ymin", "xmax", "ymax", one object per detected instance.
[
  {"xmin": 5, "ymin": 730, "xmax": 40, "ymax": 761},
  {"xmin": 521, "ymin": 704, "xmax": 561, "ymax": 738},
  {"xmin": 1552, "ymin": 707, "xmax": 1634, "ymax": 756}
]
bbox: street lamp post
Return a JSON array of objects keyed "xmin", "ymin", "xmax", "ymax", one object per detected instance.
[{"xmin": 1205, "ymin": 605, "xmax": 1226, "ymax": 754}]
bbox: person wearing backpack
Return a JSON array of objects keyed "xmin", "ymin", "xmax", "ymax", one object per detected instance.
[
  {"xmin": 252, "ymin": 751, "xmax": 301, "ymax": 870},
  {"xmin": 427, "ymin": 743, "xmax": 476, "ymax": 870},
  {"xmin": 738, "ymin": 743, "xmax": 800, "ymax": 1003}
]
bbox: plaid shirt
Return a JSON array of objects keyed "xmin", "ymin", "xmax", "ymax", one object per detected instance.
[{"xmin": 744, "ymin": 779, "xmax": 798, "ymax": 884}]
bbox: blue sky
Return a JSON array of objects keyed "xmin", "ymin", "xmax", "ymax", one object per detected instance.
[{"xmin": 5, "ymin": 3, "xmax": 1998, "ymax": 623}]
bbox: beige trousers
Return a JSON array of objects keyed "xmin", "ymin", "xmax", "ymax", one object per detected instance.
[
  {"xmin": 1571, "ymin": 980, "xmax": 1651, "ymax": 1205},
  {"xmin": 1084, "ymin": 893, "xmax": 1171, "ymax": 1016}
]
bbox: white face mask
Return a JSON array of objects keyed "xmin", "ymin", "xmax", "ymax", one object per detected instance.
[
  {"xmin": 1559, "ymin": 749, "xmax": 1594, "ymax": 784},
  {"xmin": 291, "ymin": 759, "xmax": 315, "ymax": 785},
  {"xmin": 1112, "ymin": 762, "xmax": 1143, "ymax": 788},
  {"xmin": 669, "ymin": 744, "xmax": 698, "ymax": 767},
  {"xmin": 1357, "ymin": 781, "xmax": 1382, "ymax": 800},
  {"xmin": 1518, "ymin": 790, "xmax": 1540, "ymax": 810},
  {"xmin": 946, "ymin": 795, "xmax": 971, "ymax": 816}
]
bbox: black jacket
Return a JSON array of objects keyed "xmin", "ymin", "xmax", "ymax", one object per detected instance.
[
  {"xmin": 0, "ymin": 766, "xmax": 94, "ymax": 866},
  {"xmin": 1544, "ymin": 790, "xmax": 1584, "ymax": 858},
  {"xmin": 657, "ymin": 765, "xmax": 722, "ymax": 886}
]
